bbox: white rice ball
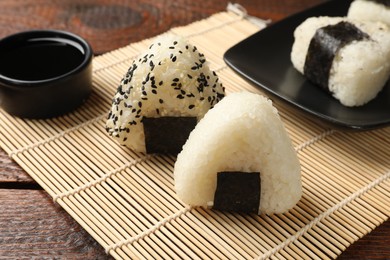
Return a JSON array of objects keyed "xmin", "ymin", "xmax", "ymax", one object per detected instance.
[
  {"xmin": 106, "ymin": 35, "xmax": 225, "ymax": 152},
  {"xmin": 348, "ymin": 0, "xmax": 390, "ymax": 25},
  {"xmin": 291, "ymin": 16, "xmax": 390, "ymax": 107},
  {"xmin": 174, "ymin": 91, "xmax": 302, "ymax": 215}
]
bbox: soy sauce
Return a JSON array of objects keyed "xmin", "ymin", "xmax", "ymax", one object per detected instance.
[{"xmin": 0, "ymin": 38, "xmax": 85, "ymax": 81}]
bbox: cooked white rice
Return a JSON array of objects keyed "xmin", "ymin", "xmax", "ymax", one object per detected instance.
[
  {"xmin": 348, "ymin": 0, "xmax": 390, "ymax": 25},
  {"xmin": 291, "ymin": 16, "xmax": 390, "ymax": 107},
  {"xmin": 106, "ymin": 34, "xmax": 225, "ymax": 152},
  {"xmin": 174, "ymin": 92, "xmax": 302, "ymax": 215}
]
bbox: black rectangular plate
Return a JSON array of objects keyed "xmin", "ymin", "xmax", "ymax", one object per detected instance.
[{"xmin": 224, "ymin": 0, "xmax": 390, "ymax": 130}]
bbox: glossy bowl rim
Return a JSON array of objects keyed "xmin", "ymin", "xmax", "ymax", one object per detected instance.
[{"xmin": 0, "ymin": 29, "xmax": 93, "ymax": 89}]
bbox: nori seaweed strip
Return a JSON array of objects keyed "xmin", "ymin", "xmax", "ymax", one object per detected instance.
[
  {"xmin": 143, "ymin": 116, "xmax": 197, "ymax": 154},
  {"xmin": 304, "ymin": 21, "xmax": 369, "ymax": 91},
  {"xmin": 213, "ymin": 172, "xmax": 260, "ymax": 214},
  {"xmin": 367, "ymin": 0, "xmax": 390, "ymax": 6}
]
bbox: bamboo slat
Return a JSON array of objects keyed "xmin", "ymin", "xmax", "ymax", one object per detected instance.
[{"xmin": 0, "ymin": 11, "xmax": 389, "ymax": 259}]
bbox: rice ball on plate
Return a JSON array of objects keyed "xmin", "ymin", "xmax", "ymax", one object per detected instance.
[
  {"xmin": 291, "ymin": 16, "xmax": 390, "ymax": 107},
  {"xmin": 106, "ymin": 35, "xmax": 225, "ymax": 154},
  {"xmin": 174, "ymin": 91, "xmax": 302, "ymax": 215}
]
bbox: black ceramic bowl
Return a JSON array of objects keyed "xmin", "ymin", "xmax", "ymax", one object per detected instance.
[{"xmin": 0, "ymin": 30, "xmax": 93, "ymax": 118}]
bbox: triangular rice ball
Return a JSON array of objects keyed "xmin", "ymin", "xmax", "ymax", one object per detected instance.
[{"xmin": 174, "ymin": 91, "xmax": 302, "ymax": 214}]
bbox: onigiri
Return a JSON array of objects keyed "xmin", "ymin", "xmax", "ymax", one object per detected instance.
[
  {"xmin": 174, "ymin": 92, "xmax": 302, "ymax": 215},
  {"xmin": 106, "ymin": 35, "xmax": 225, "ymax": 154},
  {"xmin": 291, "ymin": 16, "xmax": 390, "ymax": 107}
]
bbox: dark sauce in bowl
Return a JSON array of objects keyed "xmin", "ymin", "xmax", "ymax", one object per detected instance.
[
  {"xmin": 0, "ymin": 30, "xmax": 93, "ymax": 118},
  {"xmin": 0, "ymin": 38, "xmax": 85, "ymax": 82}
]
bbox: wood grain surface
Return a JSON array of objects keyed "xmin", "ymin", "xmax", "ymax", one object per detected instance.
[
  {"xmin": 0, "ymin": 0, "xmax": 388, "ymax": 259},
  {"xmin": 1, "ymin": 189, "xmax": 110, "ymax": 259},
  {"xmin": 0, "ymin": 0, "xmax": 323, "ymax": 54}
]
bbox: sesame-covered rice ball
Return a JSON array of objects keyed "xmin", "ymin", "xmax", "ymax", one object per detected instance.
[{"xmin": 106, "ymin": 34, "xmax": 225, "ymax": 153}]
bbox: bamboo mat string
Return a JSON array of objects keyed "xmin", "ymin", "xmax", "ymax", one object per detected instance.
[
  {"xmin": 105, "ymin": 205, "xmax": 192, "ymax": 254},
  {"xmin": 52, "ymin": 154, "xmax": 154, "ymax": 203},
  {"xmin": 226, "ymin": 3, "xmax": 271, "ymax": 27},
  {"xmin": 295, "ymin": 129, "xmax": 335, "ymax": 152},
  {"xmin": 8, "ymin": 114, "xmax": 106, "ymax": 158},
  {"xmin": 257, "ymin": 169, "xmax": 390, "ymax": 260}
]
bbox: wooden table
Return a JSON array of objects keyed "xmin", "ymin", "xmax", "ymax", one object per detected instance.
[{"xmin": 0, "ymin": 0, "xmax": 389, "ymax": 258}]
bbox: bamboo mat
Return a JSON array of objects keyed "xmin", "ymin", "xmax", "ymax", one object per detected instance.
[{"xmin": 1, "ymin": 11, "xmax": 389, "ymax": 260}]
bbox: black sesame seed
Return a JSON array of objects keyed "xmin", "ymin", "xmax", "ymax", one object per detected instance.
[
  {"xmin": 173, "ymin": 78, "xmax": 179, "ymax": 82},
  {"xmin": 172, "ymin": 56, "xmax": 177, "ymax": 62},
  {"xmin": 123, "ymin": 137, "xmax": 128, "ymax": 141},
  {"xmin": 152, "ymin": 89, "xmax": 157, "ymax": 94},
  {"xmin": 159, "ymin": 99, "xmax": 164, "ymax": 104},
  {"xmin": 156, "ymin": 108, "xmax": 160, "ymax": 114},
  {"xmin": 177, "ymin": 94, "xmax": 184, "ymax": 99},
  {"xmin": 188, "ymin": 104, "xmax": 195, "ymax": 109},
  {"xmin": 173, "ymin": 41, "xmax": 178, "ymax": 45},
  {"xmin": 159, "ymin": 81, "xmax": 163, "ymax": 86},
  {"xmin": 138, "ymin": 101, "xmax": 142, "ymax": 108},
  {"xmin": 187, "ymin": 74, "xmax": 193, "ymax": 79}
]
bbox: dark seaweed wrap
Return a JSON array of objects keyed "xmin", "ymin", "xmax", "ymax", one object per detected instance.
[
  {"xmin": 213, "ymin": 171, "xmax": 260, "ymax": 213},
  {"xmin": 143, "ymin": 116, "xmax": 197, "ymax": 154},
  {"xmin": 304, "ymin": 21, "xmax": 369, "ymax": 91}
]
